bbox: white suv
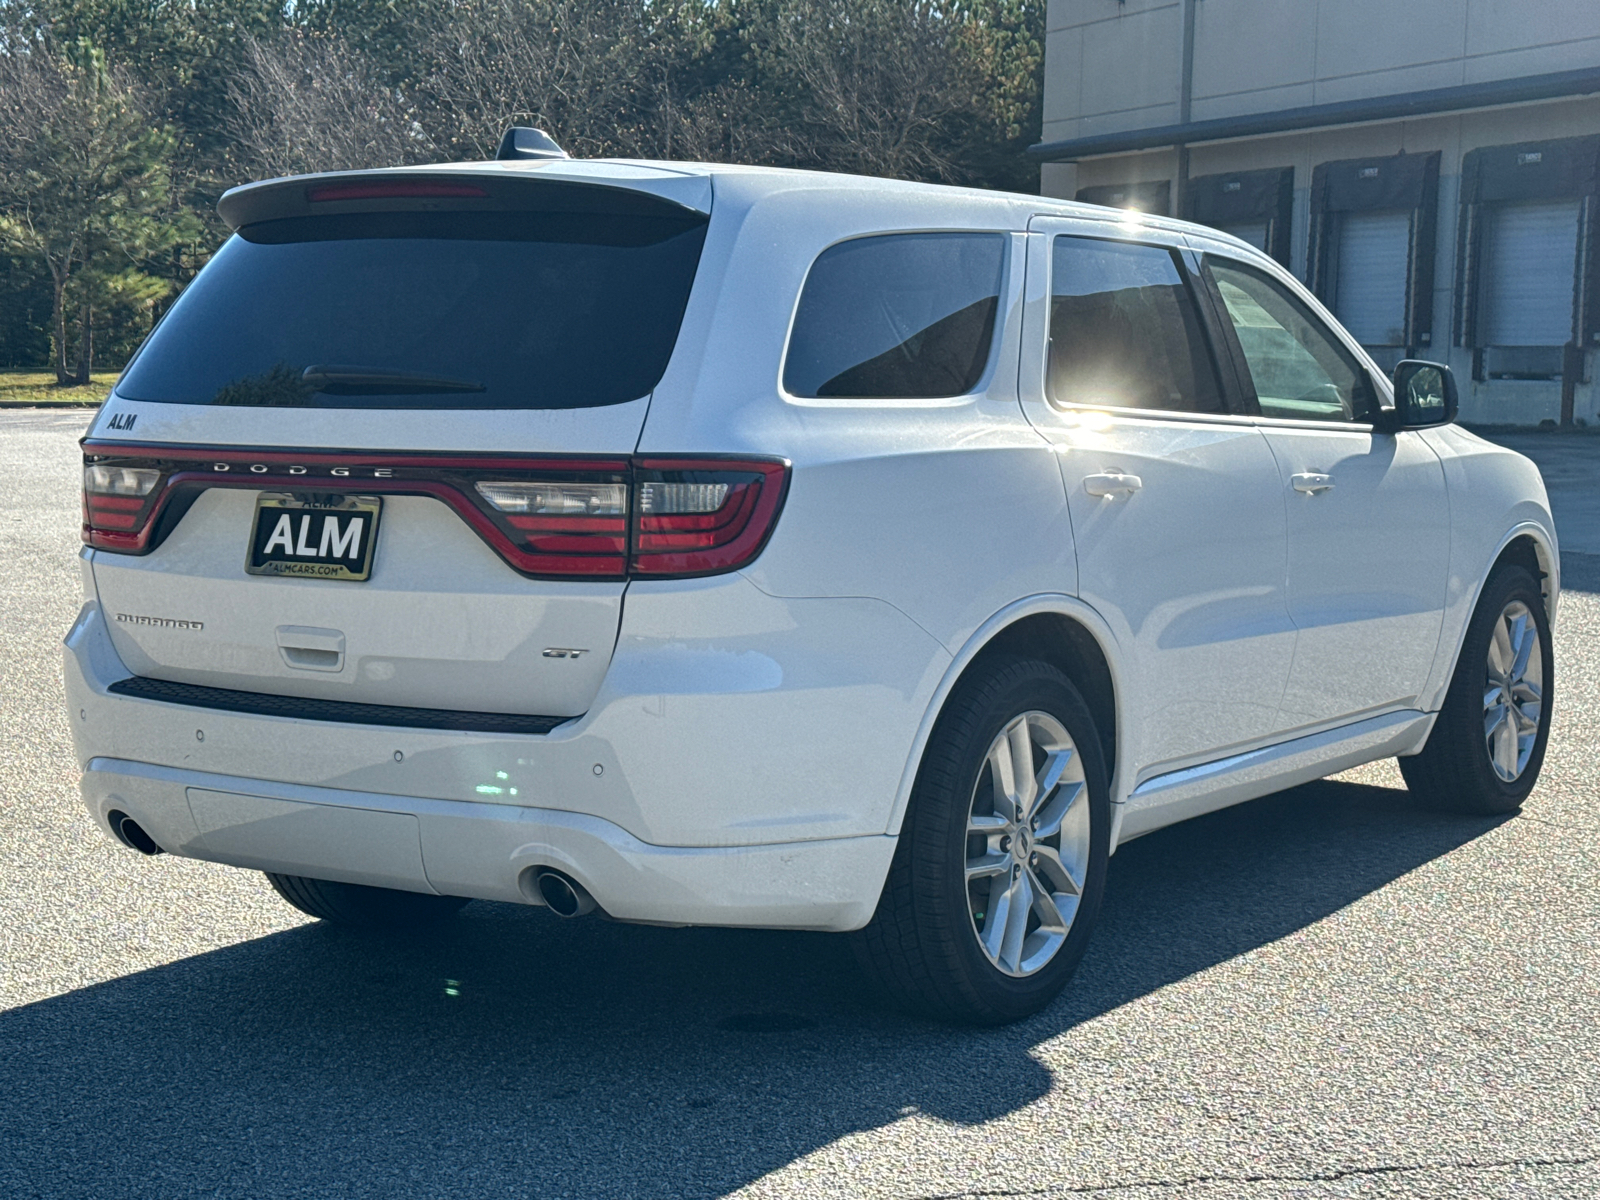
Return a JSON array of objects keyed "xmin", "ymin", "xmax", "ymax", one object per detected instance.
[{"xmin": 65, "ymin": 150, "xmax": 1558, "ymax": 1023}]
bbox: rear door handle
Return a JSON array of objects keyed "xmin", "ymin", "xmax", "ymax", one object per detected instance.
[
  {"xmin": 1291, "ymin": 472, "xmax": 1335, "ymax": 495},
  {"xmin": 1084, "ymin": 472, "xmax": 1143, "ymax": 498}
]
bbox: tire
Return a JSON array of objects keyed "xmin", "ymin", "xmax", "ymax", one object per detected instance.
[
  {"xmin": 853, "ymin": 656, "xmax": 1111, "ymax": 1025},
  {"xmin": 265, "ymin": 873, "xmax": 470, "ymax": 928},
  {"xmin": 1400, "ymin": 564, "xmax": 1553, "ymax": 815}
]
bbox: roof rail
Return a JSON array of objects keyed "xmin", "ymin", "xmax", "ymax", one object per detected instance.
[{"xmin": 496, "ymin": 127, "xmax": 569, "ymax": 161}]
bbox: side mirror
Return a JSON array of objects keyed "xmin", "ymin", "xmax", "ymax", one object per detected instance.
[{"xmin": 1386, "ymin": 360, "xmax": 1458, "ymax": 429}]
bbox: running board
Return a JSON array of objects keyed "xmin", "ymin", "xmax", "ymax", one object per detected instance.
[{"xmin": 1118, "ymin": 710, "xmax": 1435, "ymax": 843}]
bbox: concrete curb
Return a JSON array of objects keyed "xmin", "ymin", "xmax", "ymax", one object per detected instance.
[{"xmin": 0, "ymin": 401, "xmax": 102, "ymax": 410}]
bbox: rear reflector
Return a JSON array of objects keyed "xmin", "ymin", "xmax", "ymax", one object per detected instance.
[{"xmin": 80, "ymin": 444, "xmax": 789, "ymax": 580}]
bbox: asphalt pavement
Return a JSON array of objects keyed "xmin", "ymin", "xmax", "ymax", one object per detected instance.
[{"xmin": 1, "ymin": 409, "xmax": 1596, "ymax": 1199}]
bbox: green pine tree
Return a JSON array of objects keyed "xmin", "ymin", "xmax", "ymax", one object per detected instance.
[{"xmin": 0, "ymin": 42, "xmax": 197, "ymax": 382}]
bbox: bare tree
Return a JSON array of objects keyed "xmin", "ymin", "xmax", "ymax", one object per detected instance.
[
  {"xmin": 750, "ymin": 0, "xmax": 987, "ymax": 183},
  {"xmin": 416, "ymin": 0, "xmax": 664, "ymax": 162},
  {"xmin": 223, "ymin": 0, "xmax": 1009, "ymax": 186},
  {"xmin": 647, "ymin": 79, "xmax": 770, "ymax": 165},
  {"xmin": 228, "ymin": 32, "xmax": 434, "ymax": 178}
]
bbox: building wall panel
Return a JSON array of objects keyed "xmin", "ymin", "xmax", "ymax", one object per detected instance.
[
  {"xmin": 1312, "ymin": 0, "xmax": 1469, "ymax": 83},
  {"xmin": 1466, "ymin": 1, "xmax": 1600, "ymax": 59},
  {"xmin": 1079, "ymin": 6, "xmax": 1182, "ymax": 123},
  {"xmin": 1190, "ymin": 1, "xmax": 1316, "ymax": 100}
]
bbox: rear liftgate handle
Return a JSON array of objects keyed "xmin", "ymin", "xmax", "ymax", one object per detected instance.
[
  {"xmin": 1084, "ymin": 472, "xmax": 1143, "ymax": 499},
  {"xmin": 276, "ymin": 625, "xmax": 346, "ymax": 672},
  {"xmin": 1290, "ymin": 472, "xmax": 1335, "ymax": 495}
]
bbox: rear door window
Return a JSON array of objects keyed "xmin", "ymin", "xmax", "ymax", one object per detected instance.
[
  {"xmin": 783, "ymin": 233, "xmax": 1006, "ymax": 399},
  {"xmin": 115, "ymin": 208, "xmax": 709, "ymax": 410},
  {"xmin": 1047, "ymin": 236, "xmax": 1225, "ymax": 414}
]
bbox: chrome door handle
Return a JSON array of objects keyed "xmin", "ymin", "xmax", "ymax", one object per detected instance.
[
  {"xmin": 1084, "ymin": 472, "xmax": 1143, "ymax": 498},
  {"xmin": 1291, "ymin": 472, "xmax": 1335, "ymax": 495}
]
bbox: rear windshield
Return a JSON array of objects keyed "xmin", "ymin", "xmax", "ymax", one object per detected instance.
[{"xmin": 115, "ymin": 209, "xmax": 709, "ymax": 409}]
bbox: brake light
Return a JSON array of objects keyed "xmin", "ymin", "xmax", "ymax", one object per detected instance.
[
  {"xmin": 307, "ymin": 181, "xmax": 489, "ymax": 203},
  {"xmin": 80, "ymin": 444, "xmax": 788, "ymax": 580}
]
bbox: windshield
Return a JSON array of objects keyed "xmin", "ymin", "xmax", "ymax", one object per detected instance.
[{"xmin": 116, "ymin": 209, "xmax": 708, "ymax": 409}]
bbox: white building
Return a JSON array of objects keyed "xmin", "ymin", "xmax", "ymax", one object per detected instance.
[{"xmin": 1033, "ymin": 0, "xmax": 1600, "ymax": 426}]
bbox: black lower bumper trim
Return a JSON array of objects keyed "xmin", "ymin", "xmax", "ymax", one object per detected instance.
[{"xmin": 106, "ymin": 676, "xmax": 570, "ymax": 735}]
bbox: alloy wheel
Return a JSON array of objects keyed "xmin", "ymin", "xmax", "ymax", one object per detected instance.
[
  {"xmin": 965, "ymin": 711, "xmax": 1090, "ymax": 977},
  {"xmin": 1484, "ymin": 599, "xmax": 1544, "ymax": 783}
]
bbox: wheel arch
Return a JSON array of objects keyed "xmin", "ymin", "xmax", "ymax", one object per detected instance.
[
  {"xmin": 1420, "ymin": 521, "xmax": 1559, "ymax": 718},
  {"xmin": 1494, "ymin": 528, "xmax": 1558, "ymax": 620},
  {"xmin": 885, "ymin": 596, "xmax": 1127, "ymax": 842},
  {"xmin": 1475, "ymin": 523, "xmax": 1559, "ymax": 634}
]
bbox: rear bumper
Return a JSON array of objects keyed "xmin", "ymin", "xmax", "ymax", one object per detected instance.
[
  {"xmin": 81, "ymin": 757, "xmax": 896, "ymax": 931},
  {"xmin": 65, "ymin": 575, "xmax": 947, "ymax": 846},
  {"xmin": 64, "ymin": 575, "xmax": 945, "ymax": 930}
]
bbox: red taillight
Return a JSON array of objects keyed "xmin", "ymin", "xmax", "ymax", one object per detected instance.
[
  {"xmin": 81, "ymin": 445, "xmax": 789, "ymax": 580},
  {"xmin": 631, "ymin": 460, "xmax": 788, "ymax": 577},
  {"xmin": 468, "ymin": 475, "xmax": 631, "ymax": 576},
  {"xmin": 83, "ymin": 463, "xmax": 165, "ymax": 550}
]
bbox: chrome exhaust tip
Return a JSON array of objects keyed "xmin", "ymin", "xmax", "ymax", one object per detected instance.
[{"xmin": 535, "ymin": 870, "xmax": 596, "ymax": 918}]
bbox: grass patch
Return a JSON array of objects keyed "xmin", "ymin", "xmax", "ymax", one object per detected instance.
[{"xmin": 0, "ymin": 370, "xmax": 119, "ymax": 406}]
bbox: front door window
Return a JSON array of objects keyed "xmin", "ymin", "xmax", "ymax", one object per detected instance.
[{"xmin": 1208, "ymin": 260, "xmax": 1376, "ymax": 423}]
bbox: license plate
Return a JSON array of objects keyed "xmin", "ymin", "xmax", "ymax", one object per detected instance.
[{"xmin": 246, "ymin": 493, "xmax": 382, "ymax": 581}]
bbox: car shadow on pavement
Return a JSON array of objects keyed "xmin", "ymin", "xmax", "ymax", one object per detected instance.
[
  {"xmin": 0, "ymin": 778, "xmax": 1506, "ymax": 1199},
  {"xmin": 1561, "ymin": 549, "xmax": 1600, "ymax": 595}
]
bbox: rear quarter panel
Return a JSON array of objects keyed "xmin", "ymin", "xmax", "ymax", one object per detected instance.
[{"xmin": 639, "ymin": 177, "xmax": 1074, "ymax": 655}]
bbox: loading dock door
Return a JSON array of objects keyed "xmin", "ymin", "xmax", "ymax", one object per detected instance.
[
  {"xmin": 1309, "ymin": 152, "xmax": 1441, "ymax": 358},
  {"xmin": 1454, "ymin": 134, "xmax": 1600, "ymax": 378},
  {"xmin": 1482, "ymin": 198, "xmax": 1582, "ymax": 346},
  {"xmin": 1333, "ymin": 209, "xmax": 1412, "ymax": 348},
  {"xmin": 1185, "ymin": 167, "xmax": 1295, "ymax": 267}
]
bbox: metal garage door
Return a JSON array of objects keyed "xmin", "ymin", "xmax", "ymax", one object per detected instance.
[
  {"xmin": 1482, "ymin": 198, "xmax": 1581, "ymax": 345},
  {"xmin": 1333, "ymin": 209, "xmax": 1411, "ymax": 347}
]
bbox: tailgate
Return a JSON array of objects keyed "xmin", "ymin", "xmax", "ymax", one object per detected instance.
[
  {"xmin": 92, "ymin": 483, "xmax": 623, "ymax": 717},
  {"xmin": 82, "ymin": 168, "xmax": 715, "ymax": 718}
]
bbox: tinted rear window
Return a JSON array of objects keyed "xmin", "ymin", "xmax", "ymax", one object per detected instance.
[
  {"xmin": 783, "ymin": 233, "xmax": 1005, "ymax": 399},
  {"xmin": 115, "ymin": 209, "xmax": 708, "ymax": 409}
]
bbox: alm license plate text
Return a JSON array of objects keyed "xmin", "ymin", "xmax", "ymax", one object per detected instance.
[{"xmin": 246, "ymin": 494, "xmax": 382, "ymax": 581}]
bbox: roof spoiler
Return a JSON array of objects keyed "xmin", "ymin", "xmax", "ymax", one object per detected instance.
[{"xmin": 217, "ymin": 168, "xmax": 710, "ymax": 230}]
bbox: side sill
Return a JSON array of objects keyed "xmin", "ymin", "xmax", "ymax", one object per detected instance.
[{"xmin": 1118, "ymin": 709, "xmax": 1434, "ymax": 844}]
